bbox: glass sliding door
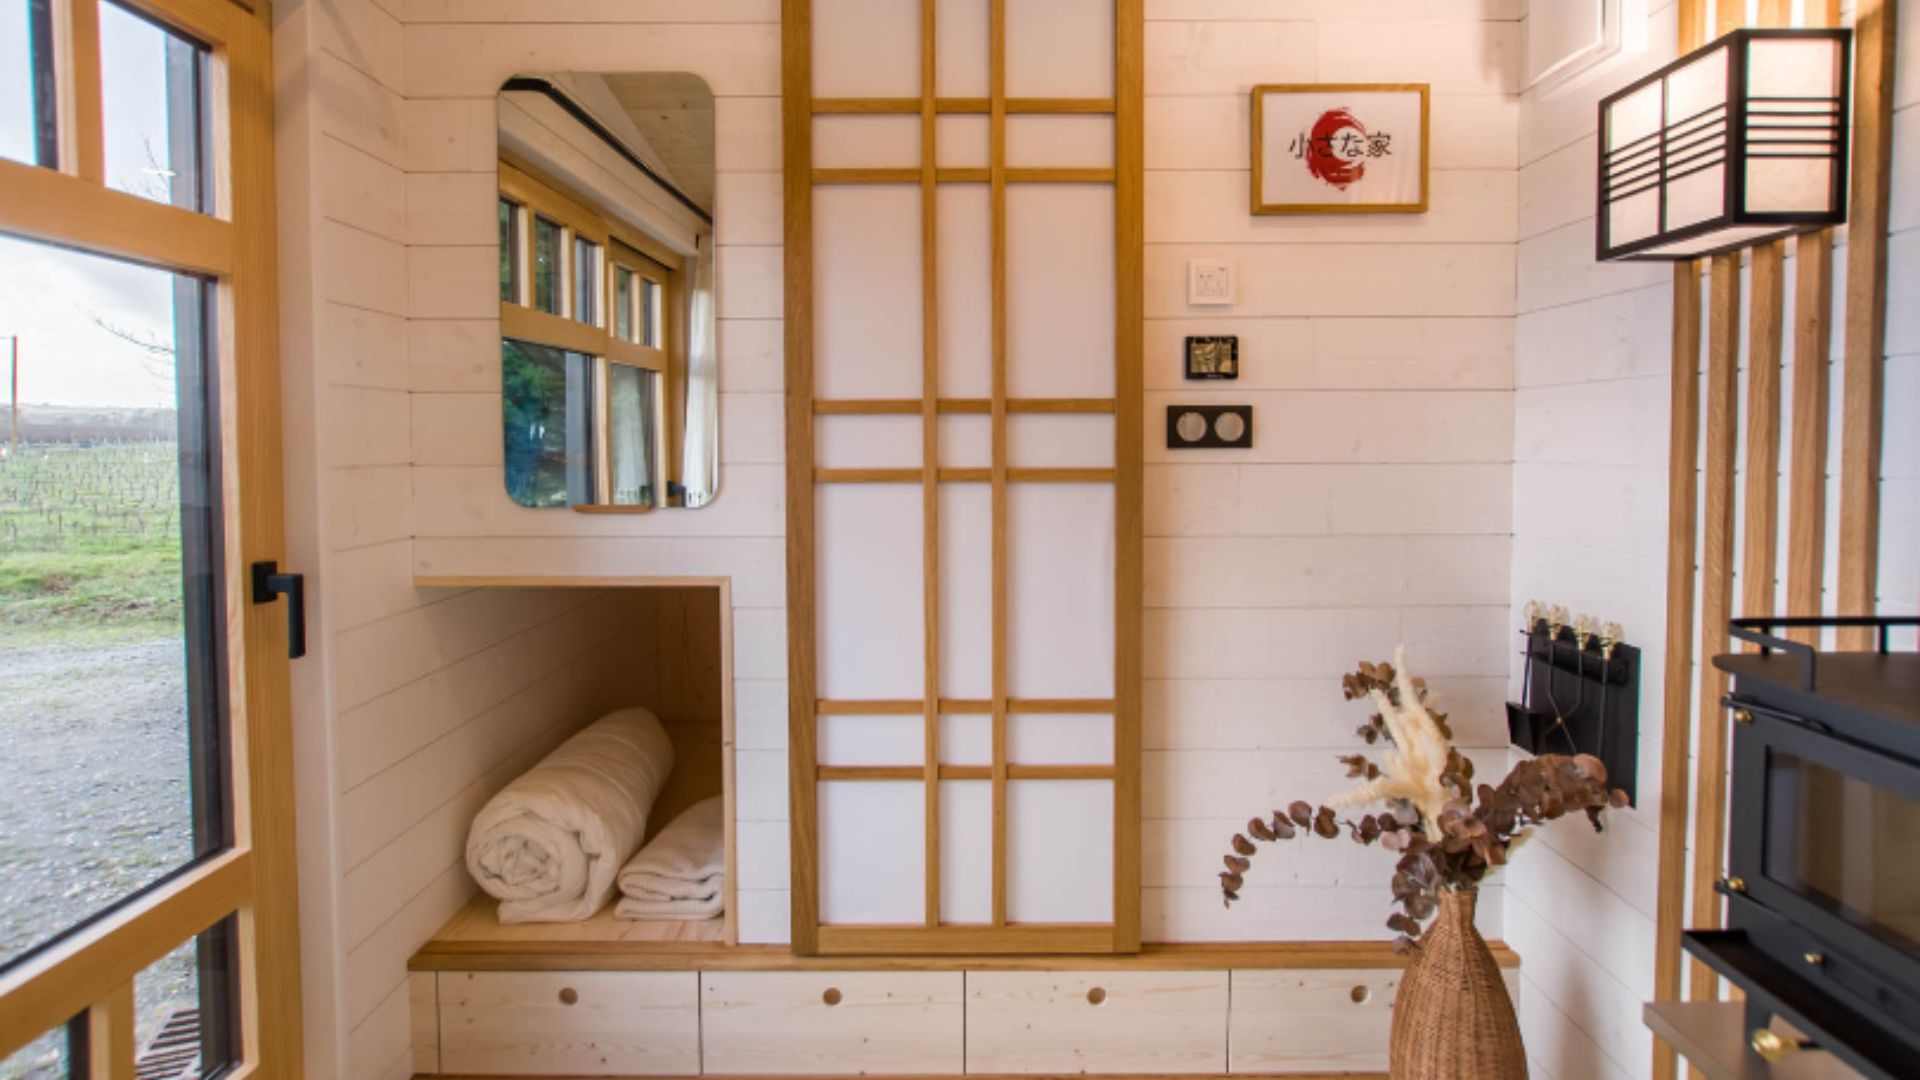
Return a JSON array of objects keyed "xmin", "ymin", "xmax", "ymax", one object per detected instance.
[{"xmin": 0, "ymin": 1, "xmax": 298, "ymax": 1075}]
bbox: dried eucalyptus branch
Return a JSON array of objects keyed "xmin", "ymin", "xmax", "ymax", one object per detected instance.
[{"xmin": 1220, "ymin": 648, "xmax": 1630, "ymax": 953}]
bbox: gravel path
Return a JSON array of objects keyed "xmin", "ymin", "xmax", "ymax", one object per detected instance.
[{"xmin": 0, "ymin": 639, "xmax": 200, "ymax": 1078}]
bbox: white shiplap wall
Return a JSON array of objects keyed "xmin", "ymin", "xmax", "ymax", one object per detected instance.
[
  {"xmin": 1141, "ymin": 0, "xmax": 1520, "ymax": 939},
  {"xmin": 1508, "ymin": 2, "xmax": 1920, "ymax": 1078},
  {"xmin": 278, "ymin": 1, "xmax": 1528, "ymax": 1075},
  {"xmin": 277, "ymin": 3, "xmax": 788, "ymax": 1078}
]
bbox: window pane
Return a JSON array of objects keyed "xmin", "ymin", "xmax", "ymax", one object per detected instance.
[
  {"xmin": 572, "ymin": 238, "xmax": 599, "ymax": 326},
  {"xmin": 100, "ymin": 1, "xmax": 207, "ymax": 211},
  {"xmin": 497, "ymin": 200, "xmax": 519, "ymax": 304},
  {"xmin": 0, "ymin": 0, "xmax": 58, "ymax": 168},
  {"xmin": 614, "ymin": 267, "xmax": 634, "ymax": 342},
  {"xmin": 531, "ymin": 217, "xmax": 562, "ymax": 314},
  {"xmin": 0, "ymin": 1017, "xmax": 78, "ymax": 1079},
  {"xmin": 0, "ymin": 234, "xmax": 226, "ymax": 973},
  {"xmin": 608, "ymin": 364, "xmax": 657, "ymax": 509},
  {"xmin": 133, "ymin": 917, "xmax": 239, "ymax": 1080},
  {"xmin": 641, "ymin": 277, "xmax": 661, "ymax": 348},
  {"xmin": 501, "ymin": 339, "xmax": 593, "ymax": 508}
]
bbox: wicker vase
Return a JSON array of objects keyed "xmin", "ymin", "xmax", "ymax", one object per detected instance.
[{"xmin": 1389, "ymin": 887, "xmax": 1527, "ymax": 1080}]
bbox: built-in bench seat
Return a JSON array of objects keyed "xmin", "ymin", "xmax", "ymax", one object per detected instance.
[{"xmin": 407, "ymin": 899, "xmax": 1521, "ymax": 1079}]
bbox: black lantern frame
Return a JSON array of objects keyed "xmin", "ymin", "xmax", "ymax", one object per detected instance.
[{"xmin": 1597, "ymin": 28, "xmax": 1852, "ymax": 262}]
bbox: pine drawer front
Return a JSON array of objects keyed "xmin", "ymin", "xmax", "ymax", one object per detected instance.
[
  {"xmin": 701, "ymin": 971, "xmax": 966, "ymax": 1075},
  {"xmin": 964, "ymin": 971, "xmax": 1229, "ymax": 1075},
  {"xmin": 437, "ymin": 971, "xmax": 699, "ymax": 1076},
  {"xmin": 1227, "ymin": 969, "xmax": 1398, "ymax": 1074}
]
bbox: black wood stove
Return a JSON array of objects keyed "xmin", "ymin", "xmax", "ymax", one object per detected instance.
[{"xmin": 1685, "ymin": 616, "xmax": 1920, "ymax": 1079}]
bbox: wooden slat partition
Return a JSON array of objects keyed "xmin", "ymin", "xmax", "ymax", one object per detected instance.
[
  {"xmin": 1836, "ymin": 0, "xmax": 1898, "ymax": 651},
  {"xmin": 1741, "ymin": 242, "xmax": 1786, "ymax": 642},
  {"xmin": 1653, "ymin": 2, "xmax": 1898, "ymax": 1077},
  {"xmin": 1653, "ymin": 5, "xmax": 1712, "ymax": 1077},
  {"xmin": 1652, "ymin": 259, "xmax": 1702, "ymax": 1080},
  {"xmin": 1687, "ymin": 252, "xmax": 1742, "ymax": 1008},
  {"xmin": 1784, "ymin": 229, "xmax": 1835, "ymax": 648}
]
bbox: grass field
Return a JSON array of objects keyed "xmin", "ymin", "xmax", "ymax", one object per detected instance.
[
  {"xmin": 1, "ymin": 440, "xmax": 197, "ymax": 1078},
  {"xmin": 0, "ymin": 441, "xmax": 183, "ymax": 645}
]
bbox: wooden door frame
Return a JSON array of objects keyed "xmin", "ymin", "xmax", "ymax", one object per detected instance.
[{"xmin": 0, "ymin": 0, "xmax": 302, "ymax": 1073}]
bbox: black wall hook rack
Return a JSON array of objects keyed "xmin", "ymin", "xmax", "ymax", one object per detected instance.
[{"xmin": 1506, "ymin": 621, "xmax": 1641, "ymax": 805}]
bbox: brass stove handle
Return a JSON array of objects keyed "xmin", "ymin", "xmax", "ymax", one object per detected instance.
[{"xmin": 1750, "ymin": 1029, "xmax": 1819, "ymax": 1062}]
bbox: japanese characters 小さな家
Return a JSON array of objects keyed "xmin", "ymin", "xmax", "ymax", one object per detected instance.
[{"xmin": 1252, "ymin": 84, "xmax": 1430, "ymax": 214}]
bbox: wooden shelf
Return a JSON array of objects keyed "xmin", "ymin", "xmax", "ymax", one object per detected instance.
[
  {"xmin": 413, "ymin": 896, "xmax": 1521, "ymax": 973},
  {"xmin": 1644, "ymin": 1002, "xmax": 1866, "ymax": 1080}
]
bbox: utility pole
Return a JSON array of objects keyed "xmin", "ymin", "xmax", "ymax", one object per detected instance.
[{"xmin": 7, "ymin": 336, "xmax": 16, "ymax": 452}]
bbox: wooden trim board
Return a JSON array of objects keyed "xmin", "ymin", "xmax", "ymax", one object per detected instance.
[
  {"xmin": 410, "ymin": 938, "xmax": 1521, "ymax": 973},
  {"xmin": 1651, "ymin": 258, "xmax": 1702, "ymax": 1080}
]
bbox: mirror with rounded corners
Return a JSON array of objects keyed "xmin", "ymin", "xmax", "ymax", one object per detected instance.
[{"xmin": 496, "ymin": 72, "xmax": 719, "ymax": 511}]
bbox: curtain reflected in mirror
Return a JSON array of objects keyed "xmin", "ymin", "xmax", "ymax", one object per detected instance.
[{"xmin": 608, "ymin": 362, "xmax": 661, "ymax": 509}]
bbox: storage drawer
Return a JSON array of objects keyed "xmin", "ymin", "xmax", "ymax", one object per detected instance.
[
  {"xmin": 436, "ymin": 970, "xmax": 699, "ymax": 1076},
  {"xmin": 965, "ymin": 970, "xmax": 1228, "ymax": 1074},
  {"xmin": 1229, "ymin": 969, "xmax": 1399, "ymax": 1074},
  {"xmin": 701, "ymin": 971, "xmax": 965, "ymax": 1075}
]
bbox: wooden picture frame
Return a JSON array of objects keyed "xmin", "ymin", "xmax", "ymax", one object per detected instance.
[{"xmin": 1251, "ymin": 84, "xmax": 1430, "ymax": 215}]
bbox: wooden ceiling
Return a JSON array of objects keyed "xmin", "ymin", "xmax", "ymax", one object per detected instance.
[{"xmin": 603, "ymin": 72, "xmax": 716, "ymax": 215}]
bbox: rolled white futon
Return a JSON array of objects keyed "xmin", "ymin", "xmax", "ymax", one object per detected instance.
[
  {"xmin": 465, "ymin": 707, "xmax": 675, "ymax": 924},
  {"xmin": 616, "ymin": 795, "xmax": 724, "ymax": 920}
]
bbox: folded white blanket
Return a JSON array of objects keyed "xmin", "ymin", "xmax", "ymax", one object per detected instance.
[
  {"xmin": 616, "ymin": 796, "xmax": 724, "ymax": 921},
  {"xmin": 465, "ymin": 708, "xmax": 674, "ymax": 924}
]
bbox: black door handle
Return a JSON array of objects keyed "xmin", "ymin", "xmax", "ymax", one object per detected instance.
[{"xmin": 250, "ymin": 561, "xmax": 307, "ymax": 659}]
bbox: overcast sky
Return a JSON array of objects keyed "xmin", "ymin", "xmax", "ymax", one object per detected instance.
[{"xmin": 2, "ymin": 3, "xmax": 190, "ymax": 409}]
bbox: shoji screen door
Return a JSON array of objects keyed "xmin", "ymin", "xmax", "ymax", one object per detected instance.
[{"xmin": 784, "ymin": 0, "xmax": 1142, "ymax": 954}]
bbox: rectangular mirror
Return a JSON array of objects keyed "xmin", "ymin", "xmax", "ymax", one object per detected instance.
[{"xmin": 496, "ymin": 72, "xmax": 719, "ymax": 511}]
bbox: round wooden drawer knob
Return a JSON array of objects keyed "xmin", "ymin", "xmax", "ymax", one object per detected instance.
[
  {"xmin": 558, "ymin": 987, "xmax": 579, "ymax": 1006},
  {"xmin": 822, "ymin": 987, "xmax": 843, "ymax": 1006},
  {"xmin": 1350, "ymin": 985, "xmax": 1372, "ymax": 1005},
  {"xmin": 1086, "ymin": 987, "xmax": 1107, "ymax": 1006}
]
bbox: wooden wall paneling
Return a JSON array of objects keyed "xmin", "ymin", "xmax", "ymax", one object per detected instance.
[
  {"xmin": 1687, "ymin": 253, "xmax": 1742, "ymax": 1006},
  {"xmin": 1786, "ymin": 232, "xmax": 1833, "ymax": 641},
  {"xmin": 1651, "ymin": 260, "xmax": 1703, "ymax": 1080},
  {"xmin": 1836, "ymin": 0, "xmax": 1898, "ymax": 650},
  {"xmin": 1741, "ymin": 242, "xmax": 1785, "ymax": 638},
  {"xmin": 921, "ymin": 0, "xmax": 942, "ymax": 931},
  {"xmin": 784, "ymin": 0, "xmax": 822, "ymax": 955}
]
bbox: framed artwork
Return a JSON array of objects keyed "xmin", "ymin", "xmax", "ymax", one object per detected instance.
[
  {"xmin": 1251, "ymin": 84, "xmax": 1430, "ymax": 214},
  {"xmin": 1184, "ymin": 336, "xmax": 1238, "ymax": 380}
]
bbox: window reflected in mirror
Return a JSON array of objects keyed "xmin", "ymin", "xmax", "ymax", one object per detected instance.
[
  {"xmin": 573, "ymin": 237, "xmax": 600, "ymax": 326},
  {"xmin": 531, "ymin": 215, "xmax": 562, "ymax": 315},
  {"xmin": 501, "ymin": 339, "xmax": 594, "ymax": 508},
  {"xmin": 498, "ymin": 198, "xmax": 520, "ymax": 303}
]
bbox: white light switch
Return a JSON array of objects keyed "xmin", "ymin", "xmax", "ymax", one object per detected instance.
[{"xmin": 1187, "ymin": 258, "xmax": 1236, "ymax": 306}]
